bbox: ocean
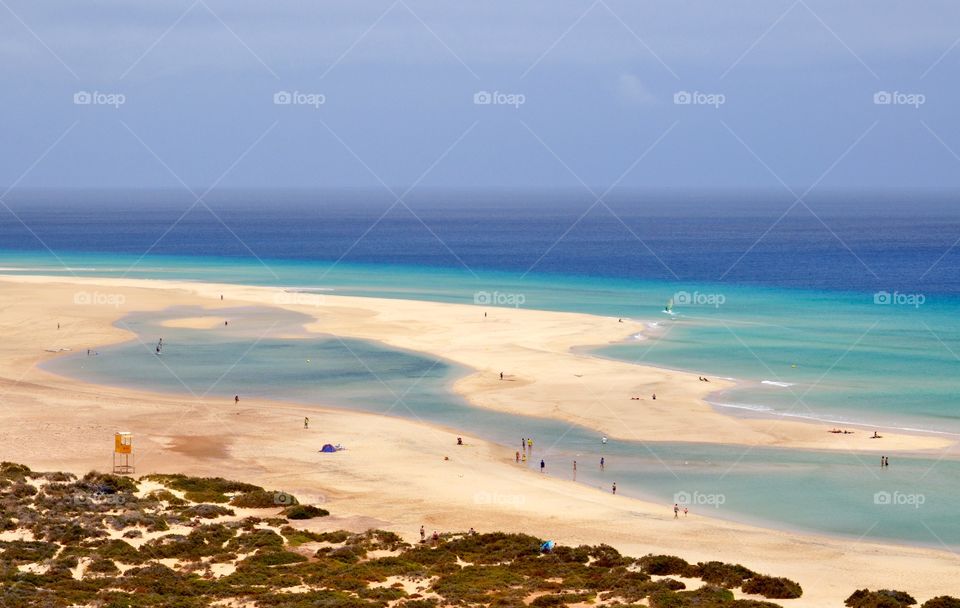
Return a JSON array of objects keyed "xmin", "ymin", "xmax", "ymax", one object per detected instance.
[{"xmin": 5, "ymin": 189, "xmax": 960, "ymax": 546}]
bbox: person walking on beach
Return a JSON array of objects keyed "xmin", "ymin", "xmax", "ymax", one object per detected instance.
[
  {"xmin": 573, "ymin": 460, "xmax": 577, "ymax": 473},
  {"xmin": 420, "ymin": 526, "xmax": 425, "ymax": 543},
  {"xmin": 527, "ymin": 438, "xmax": 533, "ymax": 449},
  {"xmin": 600, "ymin": 457, "xmax": 605, "ymax": 471},
  {"xmin": 234, "ymin": 395, "xmax": 239, "ymax": 405},
  {"xmin": 540, "ymin": 459, "xmax": 545, "ymax": 473},
  {"xmin": 674, "ymin": 504, "xmax": 679, "ymax": 519},
  {"xmin": 515, "ymin": 451, "xmax": 520, "ymax": 463},
  {"xmin": 304, "ymin": 417, "xmax": 309, "ymax": 429},
  {"xmin": 612, "ymin": 482, "xmax": 617, "ymax": 495},
  {"xmin": 500, "ymin": 372, "xmax": 504, "ymax": 380}
]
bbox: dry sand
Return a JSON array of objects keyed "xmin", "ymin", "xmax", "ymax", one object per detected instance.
[{"xmin": 0, "ymin": 274, "xmax": 957, "ymax": 606}]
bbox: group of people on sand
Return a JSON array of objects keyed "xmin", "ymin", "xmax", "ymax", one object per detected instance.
[
  {"xmin": 420, "ymin": 525, "xmax": 475, "ymax": 544},
  {"xmin": 697, "ymin": 376, "xmax": 710, "ymax": 382},
  {"xmin": 829, "ymin": 428, "xmax": 854, "ymax": 434},
  {"xmin": 630, "ymin": 394, "xmax": 656, "ymax": 400},
  {"xmin": 880, "ymin": 455, "xmax": 890, "ymax": 467},
  {"xmin": 673, "ymin": 503, "xmax": 689, "ymax": 518},
  {"xmin": 516, "ymin": 435, "xmax": 618, "ymax": 494}
]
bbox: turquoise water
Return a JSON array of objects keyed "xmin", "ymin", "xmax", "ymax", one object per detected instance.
[
  {"xmin": 42, "ymin": 305, "xmax": 960, "ymax": 548},
  {"xmin": 7, "ymin": 249, "xmax": 960, "ymax": 435}
]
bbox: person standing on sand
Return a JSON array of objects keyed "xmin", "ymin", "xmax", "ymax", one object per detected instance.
[
  {"xmin": 522, "ymin": 452, "xmax": 526, "ymax": 462},
  {"xmin": 600, "ymin": 457, "xmax": 605, "ymax": 470},
  {"xmin": 612, "ymin": 482, "xmax": 616, "ymax": 494},
  {"xmin": 528, "ymin": 438, "xmax": 533, "ymax": 449},
  {"xmin": 234, "ymin": 395, "xmax": 239, "ymax": 405},
  {"xmin": 573, "ymin": 460, "xmax": 577, "ymax": 473},
  {"xmin": 540, "ymin": 459, "xmax": 545, "ymax": 473},
  {"xmin": 652, "ymin": 393, "xmax": 656, "ymax": 400},
  {"xmin": 674, "ymin": 504, "xmax": 679, "ymax": 518},
  {"xmin": 515, "ymin": 451, "xmax": 520, "ymax": 463},
  {"xmin": 500, "ymin": 372, "xmax": 504, "ymax": 380},
  {"xmin": 304, "ymin": 417, "xmax": 309, "ymax": 429},
  {"xmin": 684, "ymin": 507, "xmax": 688, "ymax": 517},
  {"xmin": 420, "ymin": 526, "xmax": 425, "ymax": 542}
]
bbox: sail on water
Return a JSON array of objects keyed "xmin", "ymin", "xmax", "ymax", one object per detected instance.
[{"xmin": 663, "ymin": 297, "xmax": 676, "ymax": 316}]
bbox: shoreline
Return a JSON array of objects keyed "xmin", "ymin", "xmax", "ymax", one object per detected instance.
[
  {"xmin": 9, "ymin": 272, "xmax": 957, "ymax": 453},
  {"xmin": 0, "ymin": 273, "xmax": 959, "ymax": 604}
]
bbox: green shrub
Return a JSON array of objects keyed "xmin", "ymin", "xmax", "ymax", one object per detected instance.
[
  {"xmin": 846, "ymin": 589, "xmax": 918, "ymax": 608},
  {"xmin": 230, "ymin": 490, "xmax": 298, "ymax": 508},
  {"xmin": 695, "ymin": 561, "xmax": 756, "ymax": 588},
  {"xmin": 640, "ymin": 554, "xmax": 693, "ymax": 576},
  {"xmin": 742, "ymin": 575, "xmax": 802, "ymax": 599},
  {"xmin": 282, "ymin": 505, "xmax": 328, "ymax": 520},
  {"xmin": 923, "ymin": 597, "xmax": 960, "ymax": 608}
]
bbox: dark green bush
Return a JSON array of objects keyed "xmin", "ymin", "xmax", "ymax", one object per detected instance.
[
  {"xmin": 847, "ymin": 589, "xmax": 917, "ymax": 608},
  {"xmin": 923, "ymin": 597, "xmax": 960, "ymax": 608},
  {"xmin": 640, "ymin": 554, "xmax": 693, "ymax": 576},
  {"xmin": 741, "ymin": 575, "xmax": 802, "ymax": 599},
  {"xmin": 282, "ymin": 504, "xmax": 329, "ymax": 520}
]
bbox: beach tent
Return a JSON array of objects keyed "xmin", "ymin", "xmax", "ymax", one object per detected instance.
[
  {"xmin": 320, "ymin": 444, "xmax": 338, "ymax": 453},
  {"xmin": 539, "ymin": 540, "xmax": 555, "ymax": 553}
]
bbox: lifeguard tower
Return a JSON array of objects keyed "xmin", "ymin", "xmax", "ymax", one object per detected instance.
[{"xmin": 113, "ymin": 432, "xmax": 134, "ymax": 475}]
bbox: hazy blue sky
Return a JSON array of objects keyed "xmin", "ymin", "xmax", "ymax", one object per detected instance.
[{"xmin": 2, "ymin": 1, "xmax": 960, "ymax": 192}]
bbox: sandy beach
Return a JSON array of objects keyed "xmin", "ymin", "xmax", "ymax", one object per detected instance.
[{"xmin": 0, "ymin": 274, "xmax": 957, "ymax": 606}]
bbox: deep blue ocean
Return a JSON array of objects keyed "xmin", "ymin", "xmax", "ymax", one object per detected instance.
[{"xmin": 2, "ymin": 189, "xmax": 959, "ymax": 293}]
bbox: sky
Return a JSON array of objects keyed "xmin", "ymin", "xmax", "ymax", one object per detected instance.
[{"xmin": 2, "ymin": 0, "xmax": 960, "ymax": 194}]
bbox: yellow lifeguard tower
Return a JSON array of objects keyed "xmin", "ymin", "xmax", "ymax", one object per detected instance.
[{"xmin": 113, "ymin": 432, "xmax": 134, "ymax": 475}]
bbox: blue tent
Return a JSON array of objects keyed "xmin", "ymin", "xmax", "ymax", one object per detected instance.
[
  {"xmin": 320, "ymin": 444, "xmax": 337, "ymax": 453},
  {"xmin": 539, "ymin": 540, "xmax": 555, "ymax": 553}
]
